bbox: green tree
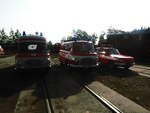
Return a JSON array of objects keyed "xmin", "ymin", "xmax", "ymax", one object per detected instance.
[
  {"xmin": 14, "ymin": 29, "xmax": 21, "ymax": 40},
  {"xmin": 91, "ymin": 33, "xmax": 98, "ymax": 44},
  {"xmin": 9, "ymin": 28, "xmax": 15, "ymax": 42},
  {"xmin": 47, "ymin": 40, "xmax": 53, "ymax": 49},
  {"xmin": 66, "ymin": 36, "xmax": 73, "ymax": 40},
  {"xmin": 72, "ymin": 29, "xmax": 89, "ymax": 39},
  {"xmin": 0, "ymin": 28, "xmax": 8, "ymax": 44},
  {"xmin": 107, "ymin": 27, "xmax": 126, "ymax": 34}
]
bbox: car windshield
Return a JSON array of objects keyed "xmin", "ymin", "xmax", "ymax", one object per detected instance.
[
  {"xmin": 105, "ymin": 48, "xmax": 120, "ymax": 55},
  {"xmin": 17, "ymin": 42, "xmax": 47, "ymax": 53},
  {"xmin": 73, "ymin": 42, "xmax": 95, "ymax": 52}
]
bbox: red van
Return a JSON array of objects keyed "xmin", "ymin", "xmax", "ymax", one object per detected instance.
[
  {"xmin": 15, "ymin": 33, "xmax": 50, "ymax": 71},
  {"xmin": 59, "ymin": 40, "xmax": 99, "ymax": 68}
]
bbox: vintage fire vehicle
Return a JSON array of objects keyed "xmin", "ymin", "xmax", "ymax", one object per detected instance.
[
  {"xmin": 15, "ymin": 32, "xmax": 50, "ymax": 71},
  {"xmin": 59, "ymin": 39, "xmax": 99, "ymax": 68},
  {"xmin": 0, "ymin": 45, "xmax": 4, "ymax": 55},
  {"xmin": 96, "ymin": 47, "xmax": 135, "ymax": 69}
]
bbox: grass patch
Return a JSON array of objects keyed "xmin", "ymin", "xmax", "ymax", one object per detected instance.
[
  {"xmin": 0, "ymin": 53, "xmax": 16, "ymax": 58},
  {"xmin": 51, "ymin": 54, "xmax": 59, "ymax": 59},
  {"xmin": 0, "ymin": 56, "xmax": 15, "ymax": 68}
]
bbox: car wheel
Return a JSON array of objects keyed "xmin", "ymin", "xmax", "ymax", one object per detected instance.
[
  {"xmin": 124, "ymin": 65, "xmax": 130, "ymax": 69},
  {"xmin": 108, "ymin": 61, "xmax": 115, "ymax": 69}
]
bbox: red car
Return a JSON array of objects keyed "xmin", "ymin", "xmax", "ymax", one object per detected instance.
[{"xmin": 96, "ymin": 47, "xmax": 135, "ymax": 69}]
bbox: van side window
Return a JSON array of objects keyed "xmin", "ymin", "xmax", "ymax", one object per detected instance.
[{"xmin": 64, "ymin": 43, "xmax": 72, "ymax": 51}]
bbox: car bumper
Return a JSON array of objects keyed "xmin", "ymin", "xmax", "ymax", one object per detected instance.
[
  {"xmin": 114, "ymin": 62, "xmax": 135, "ymax": 67},
  {"xmin": 69, "ymin": 63, "xmax": 99, "ymax": 68}
]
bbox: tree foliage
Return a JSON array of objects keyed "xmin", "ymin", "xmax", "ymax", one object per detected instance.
[
  {"xmin": 0, "ymin": 28, "xmax": 21, "ymax": 44},
  {"xmin": 64, "ymin": 29, "xmax": 98, "ymax": 44},
  {"xmin": 107, "ymin": 27, "xmax": 126, "ymax": 34},
  {"xmin": 0, "ymin": 29, "xmax": 8, "ymax": 44},
  {"xmin": 0, "ymin": 28, "xmax": 21, "ymax": 53}
]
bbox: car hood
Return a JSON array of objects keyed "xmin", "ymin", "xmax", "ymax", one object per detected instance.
[{"xmin": 111, "ymin": 54, "xmax": 134, "ymax": 61}]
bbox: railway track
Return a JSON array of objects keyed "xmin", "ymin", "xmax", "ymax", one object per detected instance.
[
  {"xmin": 40, "ymin": 79, "xmax": 123, "ymax": 113},
  {"xmin": 84, "ymin": 86, "xmax": 123, "ymax": 113},
  {"xmin": 37, "ymin": 57, "xmax": 150, "ymax": 113},
  {"xmin": 133, "ymin": 65, "xmax": 150, "ymax": 70},
  {"xmin": 130, "ymin": 65, "xmax": 150, "ymax": 77},
  {"xmin": 40, "ymin": 57, "xmax": 123, "ymax": 113},
  {"xmin": 40, "ymin": 79, "xmax": 54, "ymax": 113}
]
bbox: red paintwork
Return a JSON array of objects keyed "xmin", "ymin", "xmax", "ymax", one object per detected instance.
[
  {"xmin": 0, "ymin": 48, "xmax": 4, "ymax": 52},
  {"xmin": 96, "ymin": 47, "xmax": 134, "ymax": 67},
  {"xmin": 16, "ymin": 53, "xmax": 50, "ymax": 58},
  {"xmin": 111, "ymin": 54, "xmax": 133, "ymax": 59},
  {"xmin": 59, "ymin": 50, "xmax": 78, "ymax": 64},
  {"xmin": 70, "ymin": 52, "xmax": 97, "ymax": 56},
  {"xmin": 98, "ymin": 55, "xmax": 109, "ymax": 64}
]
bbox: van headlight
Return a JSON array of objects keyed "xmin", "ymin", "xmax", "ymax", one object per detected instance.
[
  {"xmin": 96, "ymin": 56, "xmax": 99, "ymax": 62},
  {"xmin": 70, "ymin": 55, "xmax": 76, "ymax": 61},
  {"xmin": 68, "ymin": 55, "xmax": 76, "ymax": 61}
]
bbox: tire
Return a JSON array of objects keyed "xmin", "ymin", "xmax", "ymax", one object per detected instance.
[
  {"xmin": 108, "ymin": 61, "xmax": 115, "ymax": 69},
  {"xmin": 15, "ymin": 68, "xmax": 24, "ymax": 74},
  {"xmin": 60, "ymin": 61, "xmax": 67, "ymax": 68},
  {"xmin": 124, "ymin": 65, "xmax": 130, "ymax": 69}
]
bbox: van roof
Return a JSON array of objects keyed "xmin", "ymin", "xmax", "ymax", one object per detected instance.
[
  {"xmin": 18, "ymin": 35, "xmax": 46, "ymax": 41},
  {"xmin": 20, "ymin": 35, "xmax": 45, "ymax": 39},
  {"xmin": 62, "ymin": 40, "xmax": 92, "ymax": 44}
]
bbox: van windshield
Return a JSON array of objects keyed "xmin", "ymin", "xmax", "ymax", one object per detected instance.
[
  {"xmin": 17, "ymin": 42, "xmax": 47, "ymax": 53},
  {"xmin": 73, "ymin": 43, "xmax": 95, "ymax": 52},
  {"xmin": 105, "ymin": 48, "xmax": 120, "ymax": 55}
]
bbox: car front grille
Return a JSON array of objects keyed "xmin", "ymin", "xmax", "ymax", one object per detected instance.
[
  {"xmin": 79, "ymin": 58, "xmax": 96, "ymax": 65},
  {"xmin": 26, "ymin": 59, "xmax": 42, "ymax": 66}
]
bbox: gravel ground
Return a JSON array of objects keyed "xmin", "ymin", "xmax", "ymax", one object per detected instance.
[
  {"xmin": 51, "ymin": 89, "xmax": 112, "ymax": 113},
  {"xmin": 0, "ymin": 94, "xmax": 18, "ymax": 113},
  {"xmin": 95, "ymin": 68, "xmax": 150, "ymax": 111},
  {"xmin": 51, "ymin": 57, "xmax": 150, "ymax": 111}
]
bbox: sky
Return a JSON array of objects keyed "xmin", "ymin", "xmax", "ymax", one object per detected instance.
[{"xmin": 0, "ymin": 0, "xmax": 150, "ymax": 43}]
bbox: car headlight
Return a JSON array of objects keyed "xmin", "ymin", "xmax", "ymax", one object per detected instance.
[{"xmin": 68, "ymin": 55, "xmax": 76, "ymax": 61}]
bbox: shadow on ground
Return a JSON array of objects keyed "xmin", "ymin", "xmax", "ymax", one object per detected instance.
[
  {"xmin": 37, "ymin": 65, "xmax": 97, "ymax": 99},
  {"xmin": 36, "ymin": 65, "xmax": 141, "ymax": 99},
  {"xmin": 0, "ymin": 64, "xmax": 140, "ymax": 99},
  {"xmin": 98, "ymin": 67, "xmax": 140, "ymax": 77},
  {"xmin": 0, "ymin": 66, "xmax": 47, "ymax": 97}
]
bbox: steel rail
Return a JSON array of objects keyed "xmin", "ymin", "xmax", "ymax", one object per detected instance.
[
  {"xmin": 130, "ymin": 67, "xmax": 150, "ymax": 77},
  {"xmin": 84, "ymin": 86, "xmax": 123, "ymax": 113},
  {"xmin": 137, "ymin": 72, "xmax": 150, "ymax": 78},
  {"xmin": 133, "ymin": 65, "xmax": 150, "ymax": 70},
  {"xmin": 41, "ymin": 79, "xmax": 54, "ymax": 113}
]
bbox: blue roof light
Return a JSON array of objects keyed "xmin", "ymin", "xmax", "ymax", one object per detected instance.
[
  {"xmin": 40, "ymin": 32, "xmax": 43, "ymax": 36},
  {"xmin": 22, "ymin": 31, "xmax": 26, "ymax": 36},
  {"xmin": 72, "ymin": 37, "xmax": 80, "ymax": 41}
]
